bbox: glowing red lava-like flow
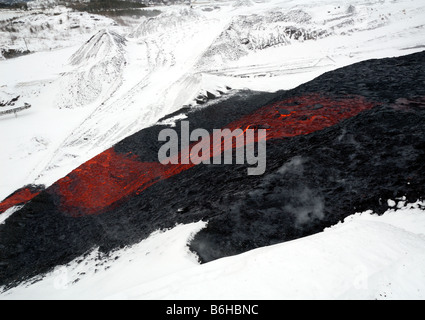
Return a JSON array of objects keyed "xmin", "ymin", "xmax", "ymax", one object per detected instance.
[
  {"xmin": 52, "ymin": 150, "xmax": 194, "ymax": 216},
  {"xmin": 0, "ymin": 187, "xmax": 41, "ymax": 214},
  {"xmin": 226, "ymin": 93, "xmax": 377, "ymax": 140},
  {"xmin": 36, "ymin": 94, "xmax": 378, "ymax": 216}
]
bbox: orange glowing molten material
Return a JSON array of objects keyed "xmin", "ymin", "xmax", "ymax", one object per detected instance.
[
  {"xmin": 0, "ymin": 187, "xmax": 41, "ymax": 214},
  {"xmin": 228, "ymin": 94, "xmax": 376, "ymax": 139},
  {"xmin": 53, "ymin": 151, "xmax": 194, "ymax": 216},
  {"xmin": 0, "ymin": 94, "xmax": 378, "ymax": 216}
]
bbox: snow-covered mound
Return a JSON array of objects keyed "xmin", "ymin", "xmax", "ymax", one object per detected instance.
[
  {"xmin": 0, "ymin": 91, "xmax": 18, "ymax": 107},
  {"xmin": 197, "ymin": 9, "xmax": 329, "ymax": 69},
  {"xmin": 129, "ymin": 8, "xmax": 200, "ymax": 38},
  {"xmin": 196, "ymin": 1, "xmax": 425, "ymax": 73},
  {"xmin": 56, "ymin": 30, "xmax": 127, "ymax": 109},
  {"xmin": 0, "ymin": 9, "xmax": 115, "ymax": 54},
  {"xmin": 70, "ymin": 29, "xmax": 126, "ymax": 66}
]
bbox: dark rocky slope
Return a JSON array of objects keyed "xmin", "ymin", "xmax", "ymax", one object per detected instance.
[{"xmin": 1, "ymin": 51, "xmax": 425, "ymax": 288}]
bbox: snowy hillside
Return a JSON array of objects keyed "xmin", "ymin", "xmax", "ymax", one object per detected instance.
[
  {"xmin": 0, "ymin": 6, "xmax": 116, "ymax": 54},
  {"xmin": 1, "ymin": 0, "xmax": 425, "ymax": 300},
  {"xmin": 59, "ymin": 29, "xmax": 127, "ymax": 109}
]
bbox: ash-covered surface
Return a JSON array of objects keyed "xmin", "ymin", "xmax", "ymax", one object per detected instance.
[{"xmin": 1, "ymin": 51, "xmax": 425, "ymax": 288}]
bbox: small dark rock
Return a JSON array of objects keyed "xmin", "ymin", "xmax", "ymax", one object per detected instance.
[{"xmin": 206, "ymin": 91, "xmax": 216, "ymax": 99}]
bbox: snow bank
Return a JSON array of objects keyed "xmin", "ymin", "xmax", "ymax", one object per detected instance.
[
  {"xmin": 0, "ymin": 221, "xmax": 208, "ymax": 299},
  {"xmin": 2, "ymin": 201, "xmax": 425, "ymax": 300},
  {"xmin": 0, "ymin": 205, "xmax": 23, "ymax": 225},
  {"xmin": 70, "ymin": 29, "xmax": 126, "ymax": 66}
]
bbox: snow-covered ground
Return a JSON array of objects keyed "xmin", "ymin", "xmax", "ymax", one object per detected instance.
[
  {"xmin": 1, "ymin": 0, "xmax": 425, "ymax": 299},
  {"xmin": 2, "ymin": 200, "xmax": 425, "ymax": 300},
  {"xmin": 0, "ymin": 6, "xmax": 117, "ymax": 54}
]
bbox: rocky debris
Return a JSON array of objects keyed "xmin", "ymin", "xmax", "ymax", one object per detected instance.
[
  {"xmin": 0, "ymin": 49, "xmax": 31, "ymax": 60},
  {"xmin": 347, "ymin": 5, "xmax": 356, "ymax": 14}
]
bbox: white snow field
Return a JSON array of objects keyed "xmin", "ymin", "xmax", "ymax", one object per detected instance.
[
  {"xmin": 2, "ymin": 201, "xmax": 425, "ymax": 300},
  {"xmin": 1, "ymin": 0, "xmax": 425, "ymax": 299}
]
